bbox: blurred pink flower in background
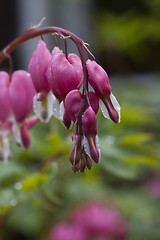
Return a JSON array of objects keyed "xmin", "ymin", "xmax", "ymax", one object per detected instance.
[
  {"xmin": 143, "ymin": 175, "xmax": 160, "ymax": 199},
  {"xmin": 49, "ymin": 222, "xmax": 88, "ymax": 240},
  {"xmin": 49, "ymin": 202, "xmax": 129, "ymax": 240}
]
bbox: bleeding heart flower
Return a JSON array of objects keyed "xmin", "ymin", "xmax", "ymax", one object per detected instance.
[
  {"xmin": 9, "ymin": 70, "xmax": 35, "ymax": 122},
  {"xmin": 28, "ymin": 39, "xmax": 51, "ymax": 92},
  {"xmin": 82, "ymin": 106, "xmax": 100, "ymax": 163},
  {"xmin": 28, "ymin": 40, "xmax": 59, "ymax": 123},
  {"xmin": 86, "ymin": 59, "xmax": 120, "ymax": 123},
  {"xmin": 0, "ymin": 71, "xmax": 12, "ymax": 122},
  {"xmin": 47, "ymin": 51, "xmax": 83, "ymax": 101},
  {"xmin": 9, "ymin": 70, "xmax": 37, "ymax": 149}
]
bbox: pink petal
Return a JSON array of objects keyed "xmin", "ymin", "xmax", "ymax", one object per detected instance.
[
  {"xmin": 9, "ymin": 70, "xmax": 36, "ymax": 122},
  {"xmin": 20, "ymin": 124, "xmax": 30, "ymax": 149},
  {"xmin": 0, "ymin": 71, "xmax": 12, "ymax": 121},
  {"xmin": 88, "ymin": 91, "xmax": 99, "ymax": 114},
  {"xmin": 25, "ymin": 115, "xmax": 39, "ymax": 130},
  {"xmin": 28, "ymin": 40, "xmax": 51, "ymax": 92},
  {"xmin": 48, "ymin": 52, "xmax": 83, "ymax": 100},
  {"xmin": 82, "ymin": 106, "xmax": 97, "ymax": 135},
  {"xmin": 86, "ymin": 59, "xmax": 112, "ymax": 97},
  {"xmin": 64, "ymin": 90, "xmax": 83, "ymax": 122}
]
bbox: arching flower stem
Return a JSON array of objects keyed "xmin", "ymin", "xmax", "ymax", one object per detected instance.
[
  {"xmin": 0, "ymin": 26, "xmax": 92, "ymax": 135},
  {"xmin": 0, "ymin": 27, "xmax": 90, "ymax": 93}
]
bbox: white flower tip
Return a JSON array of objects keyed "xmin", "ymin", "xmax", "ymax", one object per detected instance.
[{"xmin": 33, "ymin": 93, "xmax": 53, "ymax": 123}]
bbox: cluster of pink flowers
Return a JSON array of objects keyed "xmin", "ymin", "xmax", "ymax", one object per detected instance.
[
  {"xmin": 49, "ymin": 203, "xmax": 129, "ymax": 240},
  {"xmin": 0, "ymin": 70, "xmax": 38, "ymax": 162},
  {"xmin": 0, "ymin": 35, "xmax": 120, "ymax": 171}
]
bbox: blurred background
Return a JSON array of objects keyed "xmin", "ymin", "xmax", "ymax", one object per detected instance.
[{"xmin": 0, "ymin": 0, "xmax": 160, "ymax": 239}]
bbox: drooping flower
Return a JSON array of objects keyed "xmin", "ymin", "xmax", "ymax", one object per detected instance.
[
  {"xmin": 28, "ymin": 40, "xmax": 51, "ymax": 93},
  {"xmin": 64, "ymin": 89, "xmax": 83, "ymax": 124},
  {"xmin": 47, "ymin": 51, "xmax": 83, "ymax": 101},
  {"xmin": 9, "ymin": 70, "xmax": 38, "ymax": 149},
  {"xmin": 64, "ymin": 90, "xmax": 99, "ymax": 123},
  {"xmin": 86, "ymin": 59, "xmax": 120, "ymax": 123},
  {"xmin": 28, "ymin": 40, "xmax": 56, "ymax": 123},
  {"xmin": 0, "ymin": 71, "xmax": 12, "ymax": 121},
  {"xmin": 45, "ymin": 48, "xmax": 83, "ymax": 125},
  {"xmin": 82, "ymin": 106, "xmax": 100, "ymax": 163},
  {"xmin": 0, "ymin": 71, "xmax": 12, "ymax": 163}
]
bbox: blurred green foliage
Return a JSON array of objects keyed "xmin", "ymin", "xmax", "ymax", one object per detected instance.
[
  {"xmin": 0, "ymin": 75, "xmax": 160, "ymax": 240},
  {"xmin": 96, "ymin": 0, "xmax": 160, "ymax": 63}
]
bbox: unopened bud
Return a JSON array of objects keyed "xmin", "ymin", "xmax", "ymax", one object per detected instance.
[
  {"xmin": 82, "ymin": 107, "xmax": 100, "ymax": 163},
  {"xmin": 64, "ymin": 90, "xmax": 83, "ymax": 122},
  {"xmin": 82, "ymin": 106, "xmax": 97, "ymax": 135}
]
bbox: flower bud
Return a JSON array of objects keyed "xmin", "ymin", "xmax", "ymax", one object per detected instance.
[
  {"xmin": 69, "ymin": 134, "xmax": 82, "ymax": 167},
  {"xmin": 64, "ymin": 90, "xmax": 83, "ymax": 122},
  {"xmin": 82, "ymin": 107, "xmax": 100, "ymax": 163},
  {"xmin": 69, "ymin": 134, "xmax": 93, "ymax": 172},
  {"xmin": 82, "ymin": 106, "xmax": 97, "ymax": 135},
  {"xmin": 86, "ymin": 60, "xmax": 120, "ymax": 123}
]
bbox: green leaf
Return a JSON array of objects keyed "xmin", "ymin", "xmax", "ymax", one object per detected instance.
[
  {"xmin": 0, "ymin": 206, "xmax": 13, "ymax": 214},
  {"xmin": 120, "ymin": 133, "xmax": 153, "ymax": 146},
  {"xmin": 0, "ymin": 162, "xmax": 26, "ymax": 187},
  {"xmin": 21, "ymin": 173, "xmax": 49, "ymax": 190},
  {"xmin": 123, "ymin": 155, "xmax": 160, "ymax": 167}
]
